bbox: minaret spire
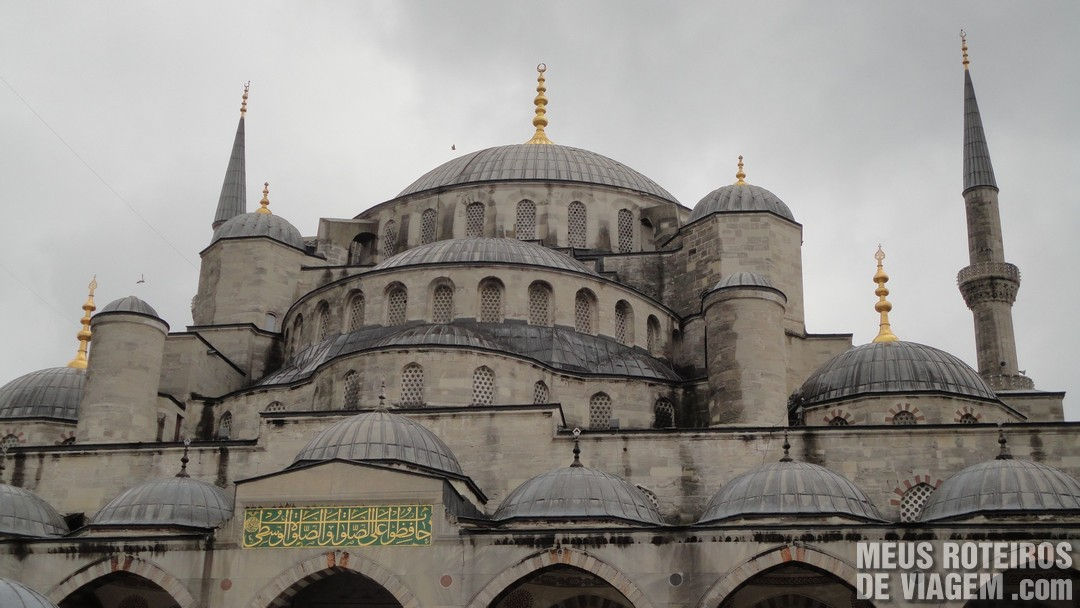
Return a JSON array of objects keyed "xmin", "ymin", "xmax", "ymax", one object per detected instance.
[
  {"xmin": 871, "ymin": 246, "xmax": 898, "ymax": 343},
  {"xmin": 67, "ymin": 276, "xmax": 97, "ymax": 369},
  {"xmin": 961, "ymin": 33, "xmax": 997, "ymax": 193},
  {"xmin": 525, "ymin": 63, "xmax": 553, "ymax": 145},
  {"xmin": 212, "ymin": 82, "xmax": 249, "ymax": 230}
]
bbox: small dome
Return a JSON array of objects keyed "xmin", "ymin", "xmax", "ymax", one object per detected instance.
[
  {"xmin": 795, "ymin": 341, "xmax": 998, "ymax": 407},
  {"xmin": 690, "ymin": 183, "xmax": 795, "ymax": 222},
  {"xmin": 211, "ymin": 211, "xmax": 304, "ymax": 249},
  {"xmin": 375, "ymin": 324, "xmax": 501, "ymax": 350},
  {"xmin": 0, "ymin": 484, "xmax": 69, "ymax": 537},
  {"xmin": 92, "ymin": 477, "xmax": 233, "ymax": 529},
  {"xmin": 99, "ymin": 295, "xmax": 159, "ymax": 317},
  {"xmin": 494, "ymin": 466, "xmax": 664, "ymax": 525},
  {"xmin": 374, "ymin": 238, "xmax": 597, "ymax": 275},
  {"xmin": 0, "ymin": 367, "xmax": 84, "ymax": 421},
  {"xmin": 711, "ymin": 272, "xmax": 778, "ymax": 291},
  {"xmin": 0, "ymin": 577, "xmax": 59, "ymax": 608},
  {"xmin": 920, "ymin": 458, "xmax": 1080, "ymax": 521},
  {"xmin": 698, "ymin": 461, "xmax": 883, "ymax": 524},
  {"xmin": 294, "ymin": 410, "xmax": 464, "ymax": 476},
  {"xmin": 398, "ymin": 144, "xmax": 678, "ymax": 203}
]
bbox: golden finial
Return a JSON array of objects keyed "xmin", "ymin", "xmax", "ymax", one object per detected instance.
[
  {"xmin": 735, "ymin": 155, "xmax": 747, "ymax": 185},
  {"xmin": 871, "ymin": 245, "xmax": 899, "ymax": 343},
  {"xmin": 241, "ymin": 81, "xmax": 250, "ymax": 115},
  {"xmin": 525, "ymin": 63, "xmax": 554, "ymax": 145},
  {"xmin": 960, "ymin": 30, "xmax": 969, "ymax": 70},
  {"xmin": 256, "ymin": 181, "xmax": 272, "ymax": 214},
  {"xmin": 67, "ymin": 275, "xmax": 97, "ymax": 369}
]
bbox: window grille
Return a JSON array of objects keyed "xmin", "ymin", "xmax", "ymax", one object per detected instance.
[
  {"xmin": 900, "ymin": 483, "xmax": 935, "ymax": 522},
  {"xmin": 387, "ymin": 287, "xmax": 407, "ymax": 325},
  {"xmin": 568, "ymin": 201, "xmax": 586, "ymax": 248},
  {"xmin": 400, "ymin": 363, "xmax": 424, "ymax": 405},
  {"xmin": 265, "ymin": 401, "xmax": 285, "ymax": 412},
  {"xmin": 317, "ymin": 304, "xmax": 331, "ymax": 341},
  {"xmin": 959, "ymin": 413, "xmax": 978, "ymax": 424},
  {"xmin": 574, "ymin": 290, "xmax": 595, "ymax": 334},
  {"xmin": 432, "ymin": 285, "xmax": 454, "ymax": 323},
  {"xmin": 118, "ymin": 596, "xmax": 149, "ymax": 608},
  {"xmin": 382, "ymin": 220, "xmax": 397, "ymax": 256},
  {"xmin": 421, "ymin": 208, "xmax": 436, "ymax": 244},
  {"xmin": 516, "ymin": 200, "xmax": 536, "ymax": 240},
  {"xmin": 528, "ymin": 283, "xmax": 551, "ymax": 326},
  {"xmin": 472, "ymin": 366, "xmax": 495, "ymax": 405},
  {"xmin": 343, "ymin": 371, "xmax": 360, "ymax": 410},
  {"xmin": 533, "ymin": 381, "xmax": 549, "ymax": 404},
  {"xmin": 589, "ymin": 393, "xmax": 612, "ymax": 429},
  {"xmin": 217, "ymin": 412, "xmax": 232, "ymax": 439},
  {"xmin": 1, "ymin": 434, "xmax": 19, "ymax": 449},
  {"xmin": 479, "ymin": 282, "xmax": 504, "ymax": 323},
  {"xmin": 654, "ymin": 398, "xmax": 675, "ymax": 428},
  {"xmin": 617, "ymin": 209, "xmax": 633, "ymax": 252},
  {"xmin": 348, "ymin": 293, "xmax": 365, "ymax": 330},
  {"xmin": 466, "ymin": 203, "xmax": 485, "ymax": 237},
  {"xmin": 615, "ymin": 301, "xmax": 633, "ymax": 345},
  {"xmin": 828, "ymin": 416, "xmax": 849, "ymax": 426},
  {"xmin": 892, "ymin": 410, "xmax": 917, "ymax": 425}
]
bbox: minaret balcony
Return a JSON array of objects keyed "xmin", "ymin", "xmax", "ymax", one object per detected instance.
[{"xmin": 957, "ymin": 261, "xmax": 1020, "ymax": 307}]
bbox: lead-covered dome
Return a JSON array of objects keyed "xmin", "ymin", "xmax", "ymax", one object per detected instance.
[
  {"xmin": 919, "ymin": 457, "xmax": 1080, "ymax": 522},
  {"xmin": 294, "ymin": 409, "xmax": 464, "ymax": 476},
  {"xmin": 0, "ymin": 367, "xmax": 84, "ymax": 421},
  {"xmin": 698, "ymin": 460, "xmax": 883, "ymax": 524},
  {"xmin": 0, "ymin": 484, "xmax": 69, "ymax": 537},
  {"xmin": 211, "ymin": 211, "xmax": 304, "ymax": 249},
  {"xmin": 398, "ymin": 144, "xmax": 677, "ymax": 203},
  {"xmin": 92, "ymin": 476, "xmax": 233, "ymax": 529},
  {"xmin": 373, "ymin": 238, "xmax": 597, "ymax": 276},
  {"xmin": 494, "ymin": 465, "xmax": 664, "ymax": 525},
  {"xmin": 99, "ymin": 295, "xmax": 159, "ymax": 317},
  {"xmin": 375, "ymin": 324, "xmax": 501, "ymax": 350},
  {"xmin": 690, "ymin": 183, "xmax": 795, "ymax": 222},
  {"xmin": 0, "ymin": 578, "xmax": 59, "ymax": 608},
  {"xmin": 795, "ymin": 341, "xmax": 998, "ymax": 407}
]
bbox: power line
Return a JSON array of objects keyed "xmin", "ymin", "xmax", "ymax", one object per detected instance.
[{"xmin": 0, "ymin": 261, "xmax": 69, "ymax": 324}]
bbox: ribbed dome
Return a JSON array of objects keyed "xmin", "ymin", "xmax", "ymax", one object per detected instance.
[
  {"xmin": 690, "ymin": 183, "xmax": 795, "ymax": 222},
  {"xmin": 698, "ymin": 461, "xmax": 883, "ymax": 524},
  {"xmin": 211, "ymin": 211, "xmax": 304, "ymax": 249},
  {"xmin": 375, "ymin": 324, "xmax": 501, "ymax": 350},
  {"xmin": 795, "ymin": 341, "xmax": 998, "ymax": 407},
  {"xmin": 494, "ymin": 466, "xmax": 664, "ymax": 525},
  {"xmin": 398, "ymin": 144, "xmax": 677, "ymax": 203},
  {"xmin": 0, "ymin": 484, "xmax": 69, "ymax": 537},
  {"xmin": 294, "ymin": 410, "xmax": 464, "ymax": 476},
  {"xmin": 919, "ymin": 458, "xmax": 1080, "ymax": 521},
  {"xmin": 711, "ymin": 271, "xmax": 777, "ymax": 291},
  {"xmin": 99, "ymin": 295, "xmax": 159, "ymax": 317},
  {"xmin": 373, "ymin": 238, "xmax": 597, "ymax": 275},
  {"xmin": 92, "ymin": 477, "xmax": 233, "ymax": 529},
  {"xmin": 0, "ymin": 367, "xmax": 84, "ymax": 421},
  {"xmin": 0, "ymin": 578, "xmax": 59, "ymax": 608}
]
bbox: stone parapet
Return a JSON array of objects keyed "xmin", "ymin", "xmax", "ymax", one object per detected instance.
[{"xmin": 957, "ymin": 261, "xmax": 1020, "ymax": 307}]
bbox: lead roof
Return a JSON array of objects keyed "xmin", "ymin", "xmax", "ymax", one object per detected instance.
[
  {"xmin": 919, "ymin": 458, "xmax": 1080, "ymax": 521},
  {"xmin": 213, "ymin": 115, "xmax": 247, "ymax": 227},
  {"xmin": 963, "ymin": 69, "xmax": 998, "ymax": 192},
  {"xmin": 92, "ymin": 476, "xmax": 233, "ymax": 529},
  {"xmin": 373, "ymin": 238, "xmax": 598, "ymax": 276},
  {"xmin": 0, "ymin": 484, "xmax": 69, "ymax": 537},
  {"xmin": 0, "ymin": 367, "xmax": 85, "ymax": 421},
  {"xmin": 493, "ymin": 465, "xmax": 665, "ymax": 525}
]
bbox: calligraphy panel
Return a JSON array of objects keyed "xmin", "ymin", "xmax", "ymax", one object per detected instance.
[{"xmin": 242, "ymin": 504, "xmax": 433, "ymax": 548}]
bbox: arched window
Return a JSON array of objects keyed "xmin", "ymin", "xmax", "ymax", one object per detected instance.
[
  {"xmin": 533, "ymin": 381, "xmax": 549, "ymax": 404},
  {"xmin": 265, "ymin": 401, "xmax": 285, "ymax": 413},
  {"xmin": 465, "ymin": 202, "xmax": 485, "ymax": 237},
  {"xmin": 382, "ymin": 220, "xmax": 397, "ymax": 257},
  {"xmin": 347, "ymin": 292, "xmax": 365, "ymax": 331},
  {"xmin": 217, "ymin": 412, "xmax": 232, "ymax": 440},
  {"xmin": 899, "ymin": 482, "xmax": 936, "ymax": 522},
  {"xmin": 828, "ymin": 416, "xmax": 849, "ymax": 426},
  {"xmin": 349, "ymin": 233, "xmax": 377, "ymax": 265},
  {"xmin": 291, "ymin": 315, "xmax": 304, "ymax": 353},
  {"xmin": 614, "ymin": 300, "xmax": 634, "ymax": 345},
  {"xmin": 343, "ymin": 371, "xmax": 360, "ymax": 410},
  {"xmin": 432, "ymin": 283, "xmax": 454, "ymax": 323},
  {"xmin": 263, "ymin": 312, "xmax": 278, "ymax": 332},
  {"xmin": 478, "ymin": 279, "xmax": 504, "ymax": 323},
  {"xmin": 516, "ymin": 200, "xmax": 536, "ymax": 240},
  {"xmin": 574, "ymin": 289, "xmax": 597, "ymax": 334},
  {"xmin": 316, "ymin": 301, "xmax": 331, "ymax": 341},
  {"xmin": 420, "ymin": 208, "xmax": 437, "ymax": 244},
  {"xmin": 617, "ymin": 209, "xmax": 633, "ymax": 253},
  {"xmin": 646, "ymin": 315, "xmax": 661, "ymax": 354},
  {"xmin": 528, "ymin": 281, "xmax": 552, "ymax": 326},
  {"xmin": 472, "ymin": 366, "xmax": 495, "ymax": 405},
  {"xmin": 654, "ymin": 398, "xmax": 675, "ymax": 428},
  {"xmin": 387, "ymin": 284, "xmax": 407, "ymax": 326},
  {"xmin": 567, "ymin": 201, "xmax": 586, "ymax": 248},
  {"xmin": 892, "ymin": 410, "xmax": 917, "ymax": 425},
  {"xmin": 588, "ymin": 392, "xmax": 612, "ymax": 430},
  {"xmin": 959, "ymin": 413, "xmax": 978, "ymax": 424},
  {"xmin": 400, "ymin": 363, "xmax": 424, "ymax": 406}
]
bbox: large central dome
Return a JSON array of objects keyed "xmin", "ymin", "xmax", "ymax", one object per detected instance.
[{"xmin": 397, "ymin": 144, "xmax": 678, "ymax": 203}]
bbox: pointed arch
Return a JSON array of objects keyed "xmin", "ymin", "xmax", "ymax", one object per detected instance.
[
  {"xmin": 697, "ymin": 545, "xmax": 859, "ymax": 608},
  {"xmin": 48, "ymin": 555, "xmax": 196, "ymax": 608},
  {"xmin": 244, "ymin": 550, "xmax": 419, "ymax": 608}
]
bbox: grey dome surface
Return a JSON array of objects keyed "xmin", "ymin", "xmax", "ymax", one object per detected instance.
[
  {"xmin": 398, "ymin": 144, "xmax": 678, "ymax": 203},
  {"xmin": 0, "ymin": 367, "xmax": 84, "ymax": 421},
  {"xmin": 92, "ymin": 477, "xmax": 233, "ymax": 529},
  {"xmin": 698, "ymin": 461, "xmax": 883, "ymax": 524},
  {"xmin": 294, "ymin": 410, "xmax": 465, "ymax": 476},
  {"xmin": 795, "ymin": 341, "xmax": 998, "ymax": 407},
  {"xmin": 374, "ymin": 324, "xmax": 501, "ymax": 350},
  {"xmin": 211, "ymin": 211, "xmax": 304, "ymax": 249},
  {"xmin": 0, "ymin": 578, "xmax": 59, "ymax": 608},
  {"xmin": 711, "ymin": 272, "xmax": 777, "ymax": 291},
  {"xmin": 689, "ymin": 183, "xmax": 795, "ymax": 222},
  {"xmin": 99, "ymin": 295, "xmax": 159, "ymax": 317},
  {"xmin": 374, "ymin": 238, "xmax": 597, "ymax": 276},
  {"xmin": 919, "ymin": 458, "xmax": 1080, "ymax": 521},
  {"xmin": 494, "ymin": 466, "xmax": 664, "ymax": 525},
  {"xmin": 0, "ymin": 484, "xmax": 69, "ymax": 537}
]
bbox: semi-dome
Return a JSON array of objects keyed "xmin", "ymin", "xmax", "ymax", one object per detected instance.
[
  {"xmin": 0, "ymin": 484, "xmax": 69, "ymax": 537},
  {"xmin": 795, "ymin": 341, "xmax": 998, "ymax": 407},
  {"xmin": 0, "ymin": 367, "xmax": 84, "ymax": 421},
  {"xmin": 92, "ymin": 476, "xmax": 233, "ymax": 529},
  {"xmin": 211, "ymin": 211, "xmax": 304, "ymax": 249},
  {"xmin": 375, "ymin": 324, "xmax": 501, "ymax": 350},
  {"xmin": 698, "ymin": 460, "xmax": 883, "ymax": 524},
  {"xmin": 373, "ymin": 237, "xmax": 597, "ymax": 275},
  {"xmin": 919, "ymin": 457, "xmax": 1080, "ymax": 522},
  {"xmin": 690, "ymin": 183, "xmax": 795, "ymax": 222},
  {"xmin": 494, "ymin": 465, "xmax": 664, "ymax": 525},
  {"xmin": 0, "ymin": 577, "xmax": 59, "ymax": 608},
  {"xmin": 397, "ymin": 144, "xmax": 678, "ymax": 203},
  {"xmin": 99, "ymin": 295, "xmax": 159, "ymax": 317},
  {"xmin": 293, "ymin": 409, "xmax": 464, "ymax": 476},
  {"xmin": 711, "ymin": 271, "xmax": 778, "ymax": 291}
]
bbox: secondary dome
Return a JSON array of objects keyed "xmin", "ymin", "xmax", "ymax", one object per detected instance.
[
  {"xmin": 99, "ymin": 295, "xmax": 159, "ymax": 317},
  {"xmin": 690, "ymin": 183, "xmax": 795, "ymax": 222},
  {"xmin": 397, "ymin": 144, "xmax": 677, "ymax": 203},
  {"xmin": 0, "ymin": 578, "xmax": 59, "ymax": 608},
  {"xmin": 494, "ymin": 465, "xmax": 664, "ymax": 525},
  {"xmin": 211, "ymin": 211, "xmax": 304, "ymax": 250},
  {"xmin": 698, "ymin": 460, "xmax": 883, "ymax": 524},
  {"xmin": 0, "ymin": 484, "xmax": 69, "ymax": 537},
  {"xmin": 795, "ymin": 341, "xmax": 998, "ymax": 407},
  {"xmin": 919, "ymin": 458, "xmax": 1080, "ymax": 522},
  {"xmin": 373, "ymin": 238, "xmax": 597, "ymax": 275},
  {"xmin": 0, "ymin": 367, "xmax": 85, "ymax": 421},
  {"xmin": 293, "ymin": 409, "xmax": 464, "ymax": 476},
  {"xmin": 375, "ymin": 324, "xmax": 501, "ymax": 350},
  {"xmin": 92, "ymin": 476, "xmax": 233, "ymax": 529}
]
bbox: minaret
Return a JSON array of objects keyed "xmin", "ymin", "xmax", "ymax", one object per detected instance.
[
  {"xmin": 955, "ymin": 33, "xmax": 1032, "ymax": 390},
  {"xmin": 212, "ymin": 82, "xmax": 249, "ymax": 230}
]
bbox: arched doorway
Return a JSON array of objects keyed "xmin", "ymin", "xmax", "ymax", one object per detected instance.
[
  {"xmin": 718, "ymin": 562, "xmax": 871, "ymax": 608},
  {"xmin": 282, "ymin": 569, "xmax": 403, "ymax": 607},
  {"xmin": 349, "ymin": 233, "xmax": 378, "ymax": 265},
  {"xmin": 490, "ymin": 565, "xmax": 633, "ymax": 608},
  {"xmin": 58, "ymin": 571, "xmax": 182, "ymax": 608}
]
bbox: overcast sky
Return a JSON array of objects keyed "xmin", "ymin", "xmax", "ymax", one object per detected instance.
[{"xmin": 2, "ymin": 1, "xmax": 1077, "ymax": 419}]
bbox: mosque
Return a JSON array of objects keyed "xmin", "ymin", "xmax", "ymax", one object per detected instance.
[{"xmin": 0, "ymin": 38, "xmax": 1077, "ymax": 608}]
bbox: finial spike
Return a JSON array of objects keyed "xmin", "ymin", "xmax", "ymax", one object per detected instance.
[
  {"xmin": 735, "ymin": 155, "xmax": 747, "ymax": 185},
  {"xmin": 570, "ymin": 427, "xmax": 583, "ymax": 467},
  {"xmin": 871, "ymin": 245, "xmax": 899, "ymax": 343},
  {"xmin": 996, "ymin": 423, "xmax": 1012, "ymax": 460},
  {"xmin": 255, "ymin": 181, "xmax": 272, "ymax": 215},
  {"xmin": 779, "ymin": 431, "xmax": 793, "ymax": 462},
  {"xmin": 376, "ymin": 379, "xmax": 388, "ymax": 411},
  {"xmin": 67, "ymin": 275, "xmax": 97, "ymax": 369},
  {"xmin": 177, "ymin": 438, "xmax": 191, "ymax": 477},
  {"xmin": 241, "ymin": 81, "xmax": 250, "ymax": 115},
  {"xmin": 960, "ymin": 30, "xmax": 969, "ymax": 70},
  {"xmin": 525, "ymin": 63, "xmax": 554, "ymax": 145}
]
